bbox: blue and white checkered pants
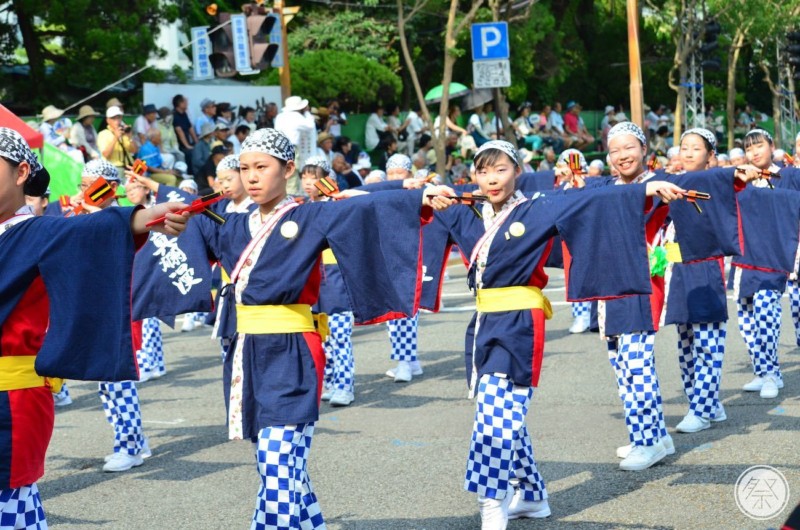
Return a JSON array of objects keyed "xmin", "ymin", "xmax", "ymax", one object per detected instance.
[
  {"xmin": 0, "ymin": 484, "xmax": 47, "ymax": 529},
  {"xmin": 676, "ymin": 322, "xmax": 725, "ymax": 419},
  {"xmin": 136, "ymin": 317, "xmax": 165, "ymax": 378},
  {"xmin": 606, "ymin": 332, "xmax": 667, "ymax": 446},
  {"xmin": 571, "ymin": 301, "xmax": 591, "ymax": 318},
  {"xmin": 464, "ymin": 374, "xmax": 547, "ymax": 502},
  {"xmin": 323, "ymin": 312, "xmax": 354, "ymax": 393},
  {"xmin": 737, "ymin": 290, "xmax": 782, "ymax": 379},
  {"xmin": 787, "ymin": 279, "xmax": 800, "ymax": 347},
  {"xmin": 252, "ymin": 423, "xmax": 325, "ymax": 530},
  {"xmin": 98, "ymin": 381, "xmax": 145, "ymax": 455},
  {"xmin": 386, "ymin": 313, "xmax": 419, "ymax": 363}
]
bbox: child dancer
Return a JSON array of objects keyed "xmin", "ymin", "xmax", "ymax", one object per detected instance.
[{"xmin": 430, "ymin": 139, "xmax": 683, "ymax": 527}]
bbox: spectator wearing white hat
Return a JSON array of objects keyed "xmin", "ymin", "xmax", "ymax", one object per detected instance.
[
  {"xmin": 274, "ymin": 95, "xmax": 316, "ymax": 193},
  {"xmin": 194, "ymin": 98, "xmax": 217, "ymax": 137},
  {"xmin": 97, "ymin": 105, "xmax": 138, "ymax": 179},
  {"xmin": 588, "ymin": 159, "xmax": 605, "ymax": 176},
  {"xmin": 39, "ymin": 105, "xmax": 66, "ymax": 147},
  {"xmin": 69, "ymin": 105, "xmax": 101, "ymax": 160},
  {"xmin": 728, "ymin": 147, "xmax": 746, "ymax": 166}
]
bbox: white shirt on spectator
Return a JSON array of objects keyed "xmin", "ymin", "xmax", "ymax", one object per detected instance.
[
  {"xmin": 134, "ymin": 115, "xmax": 153, "ymax": 138},
  {"xmin": 40, "ymin": 122, "xmax": 65, "ymax": 147},
  {"xmin": 365, "ymin": 113, "xmax": 387, "ymax": 151}
]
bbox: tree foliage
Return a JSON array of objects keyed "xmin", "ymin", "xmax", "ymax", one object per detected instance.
[
  {"xmin": 257, "ymin": 49, "xmax": 401, "ymax": 111},
  {"xmin": 287, "ymin": 10, "xmax": 399, "ymax": 71},
  {"xmin": 1, "ymin": 0, "xmax": 177, "ymax": 109}
]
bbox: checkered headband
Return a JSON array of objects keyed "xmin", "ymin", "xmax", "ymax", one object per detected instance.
[
  {"xmin": 303, "ymin": 155, "xmax": 331, "ymax": 174},
  {"xmin": 474, "ymin": 140, "xmax": 519, "ymax": 167},
  {"xmin": 745, "ymin": 128, "xmax": 773, "ymax": 143},
  {"xmin": 386, "ymin": 153, "xmax": 412, "ymax": 171},
  {"xmin": 216, "ymin": 154, "xmax": 240, "ymax": 173},
  {"xmin": 83, "ymin": 159, "xmax": 121, "ymax": 182},
  {"xmin": 608, "ymin": 121, "xmax": 647, "ymax": 146},
  {"xmin": 240, "ymin": 128, "xmax": 295, "ymax": 162},
  {"xmin": 0, "ymin": 127, "xmax": 45, "ymax": 176},
  {"xmin": 681, "ymin": 128, "xmax": 717, "ymax": 152}
]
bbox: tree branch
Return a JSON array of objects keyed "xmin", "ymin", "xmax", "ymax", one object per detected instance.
[{"xmin": 455, "ymin": 0, "xmax": 486, "ymax": 37}]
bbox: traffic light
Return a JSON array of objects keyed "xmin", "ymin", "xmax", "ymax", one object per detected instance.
[
  {"xmin": 787, "ymin": 31, "xmax": 800, "ymax": 82},
  {"xmin": 208, "ymin": 12, "xmax": 237, "ymax": 78},
  {"xmin": 243, "ymin": 3, "xmax": 279, "ymax": 71},
  {"xmin": 700, "ymin": 20, "xmax": 722, "ymax": 71}
]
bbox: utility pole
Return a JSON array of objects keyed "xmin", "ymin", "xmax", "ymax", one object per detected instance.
[{"xmin": 626, "ymin": 0, "xmax": 644, "ymax": 128}]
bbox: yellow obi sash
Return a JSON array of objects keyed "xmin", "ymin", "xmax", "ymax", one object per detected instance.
[
  {"xmin": 236, "ymin": 304, "xmax": 329, "ymax": 341},
  {"xmin": 0, "ymin": 356, "xmax": 64, "ymax": 393},
  {"xmin": 475, "ymin": 286, "xmax": 553, "ymax": 319},
  {"xmin": 321, "ymin": 249, "xmax": 338, "ymax": 265}
]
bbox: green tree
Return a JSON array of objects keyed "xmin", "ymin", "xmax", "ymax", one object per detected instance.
[
  {"xmin": 2, "ymin": 0, "xmax": 178, "ymax": 106},
  {"xmin": 257, "ymin": 50, "xmax": 401, "ymax": 110},
  {"xmin": 287, "ymin": 10, "xmax": 399, "ymax": 71}
]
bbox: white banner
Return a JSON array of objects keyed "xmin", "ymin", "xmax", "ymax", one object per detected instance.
[
  {"xmin": 191, "ymin": 26, "xmax": 214, "ymax": 81},
  {"xmin": 230, "ymin": 14, "xmax": 258, "ymax": 75}
]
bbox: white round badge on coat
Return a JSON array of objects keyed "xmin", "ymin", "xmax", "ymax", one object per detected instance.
[
  {"xmin": 280, "ymin": 221, "xmax": 299, "ymax": 239},
  {"xmin": 509, "ymin": 222, "xmax": 525, "ymax": 238}
]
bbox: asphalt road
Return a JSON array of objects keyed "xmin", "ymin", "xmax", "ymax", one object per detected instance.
[{"xmin": 40, "ymin": 265, "xmax": 799, "ymax": 529}]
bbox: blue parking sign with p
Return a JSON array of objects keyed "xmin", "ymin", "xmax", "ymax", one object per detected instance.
[{"xmin": 471, "ymin": 22, "xmax": 509, "ymax": 61}]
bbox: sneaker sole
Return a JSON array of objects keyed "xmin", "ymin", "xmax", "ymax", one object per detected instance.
[
  {"xmin": 676, "ymin": 422, "xmax": 711, "ymax": 433},
  {"xmin": 619, "ymin": 448, "xmax": 667, "ymax": 471},
  {"xmin": 385, "ymin": 369, "xmax": 424, "ymax": 378},
  {"xmin": 330, "ymin": 400, "xmax": 353, "ymax": 407},
  {"xmin": 508, "ymin": 508, "xmax": 551, "ymax": 520}
]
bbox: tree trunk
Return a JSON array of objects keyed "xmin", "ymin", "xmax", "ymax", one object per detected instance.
[
  {"xmin": 396, "ymin": 0, "xmax": 432, "ymax": 125},
  {"xmin": 13, "ymin": 0, "xmax": 47, "ymax": 98},
  {"xmin": 758, "ymin": 60, "xmax": 783, "ymax": 148},
  {"xmin": 433, "ymin": 0, "xmax": 461, "ymax": 177},
  {"xmin": 726, "ymin": 29, "xmax": 745, "ymax": 152}
]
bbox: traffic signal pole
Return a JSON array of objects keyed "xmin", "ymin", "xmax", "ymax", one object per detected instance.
[{"xmin": 275, "ymin": 0, "xmax": 291, "ymax": 101}]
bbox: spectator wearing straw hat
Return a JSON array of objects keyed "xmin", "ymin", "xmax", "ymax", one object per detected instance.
[
  {"xmin": 39, "ymin": 105, "xmax": 66, "ymax": 147},
  {"xmin": 69, "ymin": 105, "xmax": 100, "ymax": 160},
  {"xmin": 134, "ymin": 104, "xmax": 159, "ymax": 145},
  {"xmin": 317, "ymin": 131, "xmax": 335, "ymax": 168},
  {"xmin": 106, "ymin": 97, "xmax": 124, "ymax": 112}
]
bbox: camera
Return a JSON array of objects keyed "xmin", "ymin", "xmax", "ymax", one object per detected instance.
[{"xmin": 122, "ymin": 124, "xmax": 132, "ymax": 133}]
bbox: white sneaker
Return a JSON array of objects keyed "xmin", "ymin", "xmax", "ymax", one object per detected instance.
[
  {"xmin": 102, "ymin": 452, "xmax": 144, "ymax": 472},
  {"xmin": 742, "ymin": 376, "xmax": 784, "ymax": 392},
  {"xmin": 53, "ymin": 392, "xmax": 72, "ymax": 407},
  {"xmin": 507, "ymin": 490, "xmax": 551, "ymax": 520},
  {"xmin": 712, "ymin": 404, "xmax": 727, "ymax": 423},
  {"xmin": 180, "ymin": 317, "xmax": 195, "ymax": 332},
  {"xmin": 478, "ymin": 490, "xmax": 513, "ymax": 530},
  {"xmin": 760, "ymin": 376, "xmax": 780, "ymax": 399},
  {"xmin": 617, "ymin": 434, "xmax": 674, "ymax": 458},
  {"xmin": 568, "ymin": 315, "xmax": 590, "ymax": 334},
  {"xmin": 393, "ymin": 361, "xmax": 413, "ymax": 383},
  {"xmin": 385, "ymin": 360, "xmax": 423, "ymax": 379},
  {"xmin": 676, "ymin": 413, "xmax": 711, "ymax": 433},
  {"xmin": 619, "ymin": 441, "xmax": 667, "ymax": 471},
  {"xmin": 105, "ymin": 438, "xmax": 151, "ymax": 462},
  {"xmin": 330, "ymin": 389, "xmax": 354, "ymax": 407},
  {"xmin": 321, "ymin": 388, "xmax": 333, "ymax": 401}
]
